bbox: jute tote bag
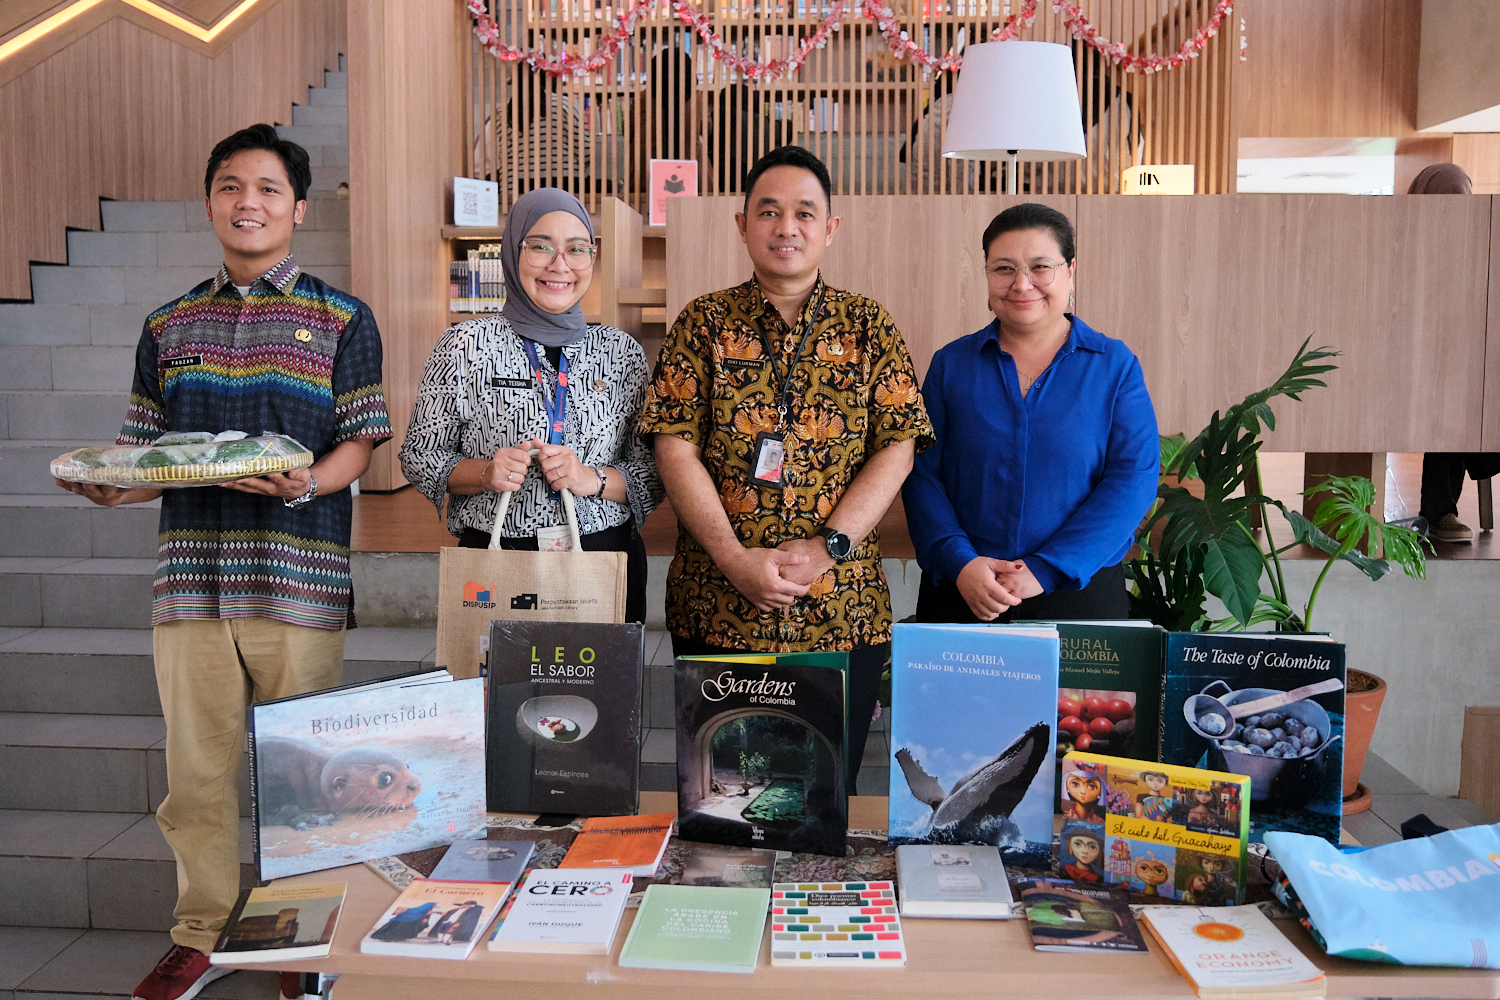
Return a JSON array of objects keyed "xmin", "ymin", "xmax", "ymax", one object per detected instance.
[{"xmin": 436, "ymin": 479, "xmax": 627, "ymax": 680}]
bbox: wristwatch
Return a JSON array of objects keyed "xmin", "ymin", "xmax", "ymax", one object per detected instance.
[
  {"xmin": 816, "ymin": 525, "xmax": 853, "ymax": 561},
  {"xmin": 284, "ymin": 474, "xmax": 318, "ymax": 509}
]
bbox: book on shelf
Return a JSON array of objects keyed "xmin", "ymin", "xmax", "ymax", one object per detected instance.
[
  {"xmin": 679, "ymin": 844, "xmax": 778, "ymax": 888},
  {"xmin": 675, "ymin": 650, "xmax": 848, "ymax": 857},
  {"xmin": 1061, "ymin": 750, "xmax": 1249, "ymax": 905},
  {"xmin": 488, "ymin": 868, "xmax": 633, "ymax": 954},
  {"xmin": 1159, "ymin": 632, "xmax": 1346, "ymax": 846},
  {"xmin": 618, "ymin": 884, "xmax": 772, "ymax": 973},
  {"xmin": 359, "ymin": 878, "xmax": 512, "ymax": 960},
  {"xmin": 248, "ymin": 669, "xmax": 486, "ymax": 881},
  {"xmin": 1016, "ymin": 879, "xmax": 1148, "ymax": 954},
  {"xmin": 209, "ymin": 882, "xmax": 345, "ymax": 965},
  {"xmin": 895, "ymin": 844, "xmax": 1017, "ymax": 919},
  {"xmin": 486, "ymin": 620, "xmax": 644, "ymax": 816},
  {"xmin": 888, "ymin": 623, "xmax": 1059, "ymax": 868},
  {"xmin": 1138, "ymin": 903, "xmax": 1326, "ymax": 999},
  {"xmin": 428, "ymin": 839, "xmax": 536, "ymax": 885},
  {"xmin": 770, "ymin": 880, "xmax": 905, "ymax": 967},
  {"xmin": 449, "ymin": 244, "xmax": 506, "ymax": 315},
  {"xmin": 559, "ymin": 813, "xmax": 675, "ymax": 876}
]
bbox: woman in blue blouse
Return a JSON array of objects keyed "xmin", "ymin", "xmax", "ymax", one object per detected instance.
[{"xmin": 903, "ymin": 203, "xmax": 1158, "ymax": 622}]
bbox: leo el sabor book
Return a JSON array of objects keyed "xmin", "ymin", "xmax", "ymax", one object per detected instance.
[
  {"xmin": 1159, "ymin": 632, "xmax": 1345, "ymax": 846},
  {"xmin": 674, "ymin": 651, "xmax": 848, "ymax": 857},
  {"xmin": 486, "ymin": 621, "xmax": 644, "ymax": 815},
  {"xmin": 248, "ymin": 670, "xmax": 486, "ymax": 880}
]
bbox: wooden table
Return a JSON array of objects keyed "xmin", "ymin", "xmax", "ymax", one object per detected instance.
[{"xmin": 244, "ymin": 793, "xmax": 1500, "ymax": 1000}]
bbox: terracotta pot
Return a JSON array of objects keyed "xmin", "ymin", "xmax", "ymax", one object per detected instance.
[{"xmin": 1341, "ymin": 668, "xmax": 1387, "ymax": 799}]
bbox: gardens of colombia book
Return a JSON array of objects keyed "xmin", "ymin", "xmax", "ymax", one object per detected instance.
[
  {"xmin": 249, "ymin": 669, "xmax": 486, "ymax": 880},
  {"xmin": 888, "ymin": 624, "xmax": 1059, "ymax": 868},
  {"xmin": 674, "ymin": 651, "xmax": 848, "ymax": 857},
  {"xmin": 486, "ymin": 620, "xmax": 644, "ymax": 815}
]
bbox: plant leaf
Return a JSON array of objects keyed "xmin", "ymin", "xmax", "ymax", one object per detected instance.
[
  {"xmin": 1202, "ymin": 524, "xmax": 1265, "ymax": 626},
  {"xmin": 1286, "ymin": 507, "xmax": 1390, "ymax": 580}
]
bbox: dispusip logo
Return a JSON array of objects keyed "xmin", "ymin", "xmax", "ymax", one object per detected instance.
[
  {"xmin": 462, "ymin": 580, "xmax": 496, "ymax": 608},
  {"xmin": 1306, "ymin": 855, "xmax": 1500, "ymax": 892}
]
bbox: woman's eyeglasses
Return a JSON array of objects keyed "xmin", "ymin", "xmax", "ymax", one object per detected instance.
[
  {"xmin": 986, "ymin": 261, "xmax": 1070, "ymax": 289},
  {"xmin": 520, "ymin": 240, "xmax": 597, "ymax": 270}
]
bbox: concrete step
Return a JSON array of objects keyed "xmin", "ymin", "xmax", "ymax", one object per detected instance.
[
  {"xmin": 0, "ymin": 713, "xmax": 164, "ymax": 813},
  {"xmin": 292, "ymin": 103, "xmax": 347, "ymax": 127},
  {"xmin": 0, "ymin": 496, "xmax": 158, "ymax": 557},
  {"xmin": 307, "ymin": 85, "xmax": 347, "ymax": 107},
  {"xmin": 28, "ymin": 264, "xmax": 351, "ymax": 307},
  {"xmin": 0, "ymin": 346, "xmax": 134, "ymax": 392},
  {"xmin": 0, "ymin": 302, "xmax": 148, "ymax": 348},
  {"xmin": 0, "ymin": 392, "xmax": 130, "ymax": 441},
  {"xmin": 0, "ymin": 556, "xmax": 154, "ymax": 628},
  {"xmin": 99, "ymin": 201, "xmax": 188, "ymax": 233},
  {"xmin": 0, "ymin": 926, "xmax": 283, "ymax": 997},
  {"xmin": 274, "ymin": 123, "xmax": 348, "ymax": 148},
  {"xmin": 324, "ymin": 68, "xmax": 347, "ymax": 89},
  {"xmin": 308, "ymin": 165, "xmax": 349, "ymax": 195},
  {"xmin": 0, "ymin": 441, "xmax": 101, "ymax": 492}
]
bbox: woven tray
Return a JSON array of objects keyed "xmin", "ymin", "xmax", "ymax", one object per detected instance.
[{"xmin": 52, "ymin": 434, "xmax": 314, "ymax": 489}]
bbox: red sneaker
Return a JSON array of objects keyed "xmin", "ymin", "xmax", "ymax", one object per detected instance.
[{"xmin": 132, "ymin": 945, "xmax": 231, "ymax": 1000}]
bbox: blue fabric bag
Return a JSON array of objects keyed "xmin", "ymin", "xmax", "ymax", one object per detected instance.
[{"xmin": 1265, "ymin": 824, "xmax": 1500, "ymax": 968}]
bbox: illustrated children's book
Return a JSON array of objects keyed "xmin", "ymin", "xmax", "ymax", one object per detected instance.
[
  {"xmin": 769, "ymin": 880, "xmax": 905, "ymax": 967},
  {"xmin": 1017, "ymin": 879, "xmax": 1148, "ymax": 953},
  {"xmin": 1160, "ymin": 632, "xmax": 1345, "ymax": 846},
  {"xmin": 675, "ymin": 651, "xmax": 848, "ymax": 857},
  {"xmin": 487, "ymin": 621, "xmax": 644, "ymax": 816},
  {"xmin": 888, "ymin": 624, "xmax": 1059, "ymax": 868},
  {"xmin": 618, "ymin": 884, "xmax": 773, "ymax": 973},
  {"xmin": 1138, "ymin": 903, "xmax": 1326, "ymax": 999},
  {"xmin": 209, "ymin": 882, "xmax": 345, "ymax": 965},
  {"xmin": 895, "ymin": 844, "xmax": 1017, "ymax": 919},
  {"xmin": 558, "ymin": 813, "xmax": 675, "ymax": 876},
  {"xmin": 360, "ymin": 878, "xmax": 512, "ymax": 960},
  {"xmin": 488, "ymin": 868, "xmax": 634, "ymax": 954},
  {"xmin": 248, "ymin": 669, "xmax": 486, "ymax": 880},
  {"xmin": 428, "ymin": 839, "xmax": 536, "ymax": 885},
  {"xmin": 1060, "ymin": 750, "xmax": 1249, "ymax": 906}
]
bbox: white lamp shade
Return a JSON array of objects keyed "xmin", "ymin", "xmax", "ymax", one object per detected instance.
[{"xmin": 942, "ymin": 41, "xmax": 1087, "ymax": 161}]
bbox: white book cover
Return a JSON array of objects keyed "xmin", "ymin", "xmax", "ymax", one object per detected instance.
[
  {"xmin": 896, "ymin": 844, "xmax": 1017, "ymax": 918},
  {"xmin": 488, "ymin": 868, "xmax": 633, "ymax": 954},
  {"xmin": 1139, "ymin": 904, "xmax": 1325, "ymax": 995},
  {"xmin": 360, "ymin": 879, "xmax": 511, "ymax": 960}
]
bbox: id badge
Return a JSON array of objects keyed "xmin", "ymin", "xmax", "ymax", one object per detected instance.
[
  {"xmin": 749, "ymin": 431, "xmax": 786, "ymax": 488},
  {"xmin": 536, "ymin": 525, "xmax": 572, "ymax": 552}
]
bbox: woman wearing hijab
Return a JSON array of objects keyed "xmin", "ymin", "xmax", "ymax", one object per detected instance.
[{"xmin": 400, "ymin": 189, "xmax": 664, "ymax": 622}]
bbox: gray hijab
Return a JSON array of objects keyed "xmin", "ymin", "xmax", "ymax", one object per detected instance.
[{"xmin": 500, "ymin": 188, "xmax": 596, "ymax": 348}]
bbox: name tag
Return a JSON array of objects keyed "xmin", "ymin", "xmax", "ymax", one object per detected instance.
[
  {"xmin": 490, "ymin": 376, "xmax": 532, "ymax": 390},
  {"xmin": 722, "ymin": 357, "xmax": 766, "ymax": 371},
  {"xmin": 164, "ymin": 355, "xmax": 202, "ymax": 369}
]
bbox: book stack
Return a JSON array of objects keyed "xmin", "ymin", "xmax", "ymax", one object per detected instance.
[{"xmin": 449, "ymin": 244, "xmax": 506, "ymax": 314}]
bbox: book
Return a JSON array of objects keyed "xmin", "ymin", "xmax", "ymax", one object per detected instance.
[
  {"xmin": 895, "ymin": 843, "xmax": 1017, "ymax": 919},
  {"xmin": 559, "ymin": 813, "xmax": 675, "ymax": 876},
  {"xmin": 486, "ymin": 620, "xmax": 644, "ymax": 816},
  {"xmin": 1061, "ymin": 750, "xmax": 1249, "ymax": 905},
  {"xmin": 769, "ymin": 880, "xmax": 906, "ymax": 967},
  {"xmin": 617, "ymin": 884, "xmax": 772, "ymax": 973},
  {"xmin": 209, "ymin": 882, "xmax": 345, "ymax": 964},
  {"xmin": 1017, "ymin": 879, "xmax": 1148, "ymax": 953},
  {"xmin": 488, "ymin": 868, "xmax": 633, "ymax": 954},
  {"xmin": 888, "ymin": 624, "xmax": 1059, "ymax": 868},
  {"xmin": 1160, "ymin": 632, "xmax": 1346, "ymax": 846},
  {"xmin": 429, "ymin": 839, "xmax": 536, "ymax": 884},
  {"xmin": 248, "ymin": 669, "xmax": 486, "ymax": 880},
  {"xmin": 674, "ymin": 651, "xmax": 849, "ymax": 857},
  {"xmin": 1138, "ymin": 903, "xmax": 1326, "ymax": 998},
  {"xmin": 359, "ymin": 878, "xmax": 512, "ymax": 960},
  {"xmin": 680, "ymin": 844, "xmax": 777, "ymax": 888}
]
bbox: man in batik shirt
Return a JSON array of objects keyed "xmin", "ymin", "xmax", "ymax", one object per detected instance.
[{"xmin": 639, "ymin": 145, "xmax": 933, "ymax": 787}]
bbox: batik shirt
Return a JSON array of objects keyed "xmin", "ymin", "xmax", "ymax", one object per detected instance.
[
  {"xmin": 118, "ymin": 256, "xmax": 392, "ymax": 630},
  {"xmin": 638, "ymin": 276, "xmax": 933, "ymax": 651}
]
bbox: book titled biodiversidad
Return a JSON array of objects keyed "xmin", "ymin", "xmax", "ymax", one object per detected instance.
[
  {"xmin": 486, "ymin": 621, "xmax": 644, "ymax": 816},
  {"xmin": 888, "ymin": 624, "xmax": 1059, "ymax": 868}
]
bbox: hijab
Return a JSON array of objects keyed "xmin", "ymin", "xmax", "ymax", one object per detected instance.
[
  {"xmin": 1408, "ymin": 163, "xmax": 1472, "ymax": 194},
  {"xmin": 500, "ymin": 188, "xmax": 596, "ymax": 347}
]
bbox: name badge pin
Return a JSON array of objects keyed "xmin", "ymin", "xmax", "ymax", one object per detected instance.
[{"xmin": 294, "ymin": 328, "xmax": 313, "ymax": 342}]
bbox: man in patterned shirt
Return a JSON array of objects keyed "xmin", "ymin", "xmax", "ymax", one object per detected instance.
[
  {"xmin": 54, "ymin": 125, "xmax": 391, "ymax": 1000},
  {"xmin": 639, "ymin": 146, "xmax": 933, "ymax": 788}
]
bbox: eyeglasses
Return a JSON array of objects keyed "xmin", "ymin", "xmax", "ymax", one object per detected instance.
[
  {"xmin": 986, "ymin": 261, "xmax": 1071, "ymax": 289},
  {"xmin": 519, "ymin": 240, "xmax": 597, "ymax": 271}
]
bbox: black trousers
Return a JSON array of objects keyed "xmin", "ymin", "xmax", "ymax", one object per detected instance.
[
  {"xmin": 1418, "ymin": 453, "xmax": 1500, "ymax": 522},
  {"xmin": 458, "ymin": 522, "xmax": 648, "ymax": 625},
  {"xmin": 670, "ymin": 632, "xmax": 889, "ymax": 792},
  {"xmin": 914, "ymin": 563, "xmax": 1130, "ymax": 624}
]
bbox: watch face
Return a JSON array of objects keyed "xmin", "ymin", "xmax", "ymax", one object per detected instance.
[{"xmin": 822, "ymin": 528, "xmax": 852, "ymax": 559}]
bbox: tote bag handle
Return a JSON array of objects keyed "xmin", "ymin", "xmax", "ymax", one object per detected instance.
[{"xmin": 489, "ymin": 448, "xmax": 583, "ymax": 552}]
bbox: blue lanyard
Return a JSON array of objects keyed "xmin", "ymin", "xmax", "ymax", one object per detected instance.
[{"xmin": 520, "ymin": 339, "xmax": 569, "ymax": 446}]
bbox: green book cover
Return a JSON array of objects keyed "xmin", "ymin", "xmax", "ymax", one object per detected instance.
[{"xmin": 618, "ymin": 884, "xmax": 771, "ymax": 973}]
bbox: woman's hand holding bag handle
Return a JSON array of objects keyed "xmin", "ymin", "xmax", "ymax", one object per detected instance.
[{"xmin": 489, "ymin": 447, "xmax": 583, "ymax": 552}]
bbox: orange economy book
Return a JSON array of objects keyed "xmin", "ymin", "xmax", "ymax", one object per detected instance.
[{"xmin": 559, "ymin": 813, "xmax": 675, "ymax": 876}]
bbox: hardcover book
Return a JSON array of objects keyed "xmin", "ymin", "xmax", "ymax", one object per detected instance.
[
  {"xmin": 618, "ymin": 884, "xmax": 772, "ymax": 973},
  {"xmin": 675, "ymin": 651, "xmax": 848, "ymax": 857},
  {"xmin": 1016, "ymin": 879, "xmax": 1147, "ymax": 953},
  {"xmin": 1061, "ymin": 750, "xmax": 1249, "ymax": 905},
  {"xmin": 558, "ymin": 813, "xmax": 675, "ymax": 876},
  {"xmin": 888, "ymin": 624, "xmax": 1059, "ymax": 868},
  {"xmin": 488, "ymin": 868, "xmax": 633, "ymax": 954},
  {"xmin": 894, "ymin": 844, "xmax": 1017, "ymax": 919},
  {"xmin": 359, "ymin": 878, "xmax": 512, "ymax": 960},
  {"xmin": 209, "ymin": 882, "xmax": 345, "ymax": 965},
  {"xmin": 248, "ymin": 669, "xmax": 486, "ymax": 880},
  {"xmin": 1138, "ymin": 903, "xmax": 1326, "ymax": 998},
  {"xmin": 428, "ymin": 839, "xmax": 536, "ymax": 885},
  {"xmin": 770, "ymin": 880, "xmax": 905, "ymax": 967},
  {"xmin": 487, "ymin": 621, "xmax": 644, "ymax": 816},
  {"xmin": 1160, "ymin": 633, "xmax": 1346, "ymax": 846}
]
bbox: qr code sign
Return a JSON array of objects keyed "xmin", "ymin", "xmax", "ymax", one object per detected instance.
[{"xmin": 462, "ymin": 190, "xmax": 479, "ymax": 216}]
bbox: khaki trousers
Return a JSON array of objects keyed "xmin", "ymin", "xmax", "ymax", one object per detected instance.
[{"xmin": 153, "ymin": 617, "xmax": 345, "ymax": 953}]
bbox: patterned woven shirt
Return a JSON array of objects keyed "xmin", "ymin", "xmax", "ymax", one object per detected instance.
[
  {"xmin": 118, "ymin": 255, "xmax": 392, "ymax": 630},
  {"xmin": 638, "ymin": 276, "xmax": 934, "ymax": 651}
]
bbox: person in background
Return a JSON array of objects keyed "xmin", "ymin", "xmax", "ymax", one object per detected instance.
[
  {"xmin": 903, "ymin": 202, "xmax": 1158, "ymax": 622},
  {"xmin": 639, "ymin": 145, "xmax": 933, "ymax": 788},
  {"xmin": 400, "ymin": 188, "xmax": 663, "ymax": 622},
  {"xmin": 55, "ymin": 124, "xmax": 392, "ymax": 1000}
]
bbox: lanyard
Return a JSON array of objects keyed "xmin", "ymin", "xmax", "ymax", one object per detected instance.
[
  {"xmin": 757, "ymin": 283, "xmax": 827, "ymax": 425},
  {"xmin": 520, "ymin": 339, "xmax": 569, "ymax": 446}
]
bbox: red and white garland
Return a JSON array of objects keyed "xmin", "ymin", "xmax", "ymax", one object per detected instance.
[{"xmin": 467, "ymin": 0, "xmax": 1233, "ymax": 79}]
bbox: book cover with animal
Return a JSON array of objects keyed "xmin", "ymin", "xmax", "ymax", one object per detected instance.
[
  {"xmin": 1016, "ymin": 879, "xmax": 1147, "ymax": 953},
  {"xmin": 486, "ymin": 620, "xmax": 644, "ymax": 816},
  {"xmin": 1062, "ymin": 751, "xmax": 1249, "ymax": 905},
  {"xmin": 249, "ymin": 669, "xmax": 486, "ymax": 880},
  {"xmin": 209, "ymin": 882, "xmax": 345, "ymax": 964},
  {"xmin": 359, "ymin": 878, "xmax": 511, "ymax": 960},
  {"xmin": 1160, "ymin": 633, "xmax": 1345, "ymax": 846},
  {"xmin": 675, "ymin": 651, "xmax": 848, "ymax": 857},
  {"xmin": 888, "ymin": 624, "xmax": 1058, "ymax": 868}
]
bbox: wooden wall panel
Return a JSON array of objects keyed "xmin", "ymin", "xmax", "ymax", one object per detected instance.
[
  {"xmin": 1453, "ymin": 135, "xmax": 1500, "ymax": 195},
  {"xmin": 0, "ymin": 0, "xmax": 345, "ymax": 300},
  {"xmin": 1484, "ymin": 197, "xmax": 1500, "ymax": 451}
]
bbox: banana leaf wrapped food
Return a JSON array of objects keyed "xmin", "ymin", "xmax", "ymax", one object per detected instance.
[{"xmin": 51, "ymin": 431, "xmax": 313, "ymax": 488}]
